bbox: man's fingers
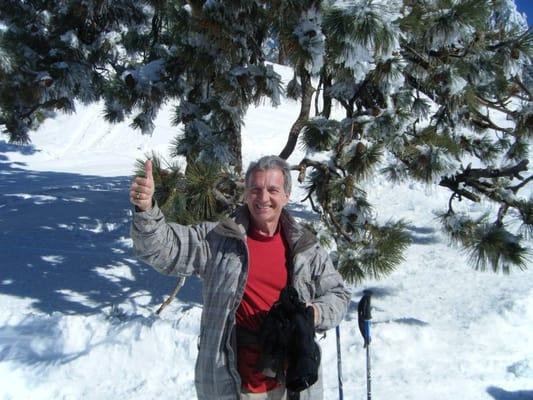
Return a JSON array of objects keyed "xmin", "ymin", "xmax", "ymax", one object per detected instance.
[
  {"xmin": 129, "ymin": 159, "xmax": 154, "ymax": 212},
  {"xmin": 130, "ymin": 187, "xmax": 143, "ymax": 197},
  {"xmin": 134, "ymin": 176, "xmax": 153, "ymax": 189},
  {"xmin": 145, "ymin": 159, "xmax": 153, "ymax": 181}
]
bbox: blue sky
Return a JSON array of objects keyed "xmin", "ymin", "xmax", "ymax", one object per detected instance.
[{"xmin": 515, "ymin": 0, "xmax": 533, "ymax": 25}]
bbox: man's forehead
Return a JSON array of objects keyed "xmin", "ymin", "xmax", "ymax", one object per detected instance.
[
  {"xmin": 249, "ymin": 168, "xmax": 283, "ymax": 177},
  {"xmin": 249, "ymin": 181, "xmax": 284, "ymax": 188},
  {"xmin": 248, "ymin": 168, "xmax": 285, "ymax": 186}
]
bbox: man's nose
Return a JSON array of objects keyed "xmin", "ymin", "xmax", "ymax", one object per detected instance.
[{"xmin": 258, "ymin": 189, "xmax": 269, "ymax": 201}]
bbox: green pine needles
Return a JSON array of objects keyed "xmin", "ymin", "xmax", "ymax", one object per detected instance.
[
  {"xmin": 337, "ymin": 221, "xmax": 412, "ymax": 284},
  {"xmin": 437, "ymin": 207, "xmax": 531, "ymax": 273},
  {"xmin": 466, "ymin": 224, "xmax": 529, "ymax": 273},
  {"xmin": 300, "ymin": 118, "xmax": 340, "ymax": 152},
  {"xmin": 135, "ymin": 153, "xmax": 242, "ymax": 225}
]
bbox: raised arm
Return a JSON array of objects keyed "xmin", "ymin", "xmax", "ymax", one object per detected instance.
[{"xmin": 129, "ymin": 160, "xmax": 213, "ymax": 278}]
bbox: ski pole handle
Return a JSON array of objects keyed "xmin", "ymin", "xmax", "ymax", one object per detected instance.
[{"xmin": 358, "ymin": 290, "xmax": 372, "ymax": 346}]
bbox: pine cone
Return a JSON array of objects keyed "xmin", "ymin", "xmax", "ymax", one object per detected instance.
[{"xmin": 355, "ymin": 141, "xmax": 366, "ymax": 156}]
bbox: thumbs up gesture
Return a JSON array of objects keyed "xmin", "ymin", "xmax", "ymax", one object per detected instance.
[{"xmin": 130, "ymin": 159, "xmax": 155, "ymax": 211}]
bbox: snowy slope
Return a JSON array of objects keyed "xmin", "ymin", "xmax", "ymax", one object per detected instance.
[{"xmin": 1, "ymin": 64, "xmax": 532, "ymax": 400}]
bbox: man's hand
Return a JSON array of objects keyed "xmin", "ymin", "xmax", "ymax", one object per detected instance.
[{"xmin": 130, "ymin": 160, "xmax": 155, "ymax": 212}]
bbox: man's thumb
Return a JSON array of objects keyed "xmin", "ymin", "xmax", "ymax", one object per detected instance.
[{"xmin": 145, "ymin": 159, "xmax": 153, "ymax": 180}]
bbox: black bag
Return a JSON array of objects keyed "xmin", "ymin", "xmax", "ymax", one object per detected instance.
[{"xmin": 257, "ymin": 286, "xmax": 321, "ymax": 392}]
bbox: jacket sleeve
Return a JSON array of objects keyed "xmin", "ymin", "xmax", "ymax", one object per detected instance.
[
  {"xmin": 309, "ymin": 246, "xmax": 351, "ymax": 332},
  {"xmin": 130, "ymin": 203, "xmax": 214, "ymax": 278}
]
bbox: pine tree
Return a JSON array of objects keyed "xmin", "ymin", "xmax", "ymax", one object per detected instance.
[
  {"xmin": 113, "ymin": 1, "xmax": 283, "ymax": 173},
  {"xmin": 292, "ymin": 0, "xmax": 532, "ymax": 281},
  {"xmin": 2, "ymin": 0, "xmax": 531, "ymax": 283},
  {"xmin": 0, "ymin": 0, "xmax": 149, "ymax": 143},
  {"xmin": 0, "ymin": 0, "xmax": 279, "ymax": 225}
]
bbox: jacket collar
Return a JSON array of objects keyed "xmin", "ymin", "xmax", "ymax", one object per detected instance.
[
  {"xmin": 279, "ymin": 209, "xmax": 317, "ymax": 255},
  {"xmin": 212, "ymin": 206, "xmax": 249, "ymax": 240},
  {"xmin": 213, "ymin": 205, "xmax": 317, "ymax": 254}
]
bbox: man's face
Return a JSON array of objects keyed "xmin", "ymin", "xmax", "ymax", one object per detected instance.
[{"xmin": 245, "ymin": 168, "xmax": 290, "ymax": 234}]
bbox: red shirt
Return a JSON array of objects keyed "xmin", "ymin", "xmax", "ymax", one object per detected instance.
[{"xmin": 235, "ymin": 225, "xmax": 289, "ymax": 393}]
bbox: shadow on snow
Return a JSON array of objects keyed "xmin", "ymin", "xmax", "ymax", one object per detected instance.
[
  {"xmin": 0, "ymin": 159, "xmax": 202, "ymax": 316},
  {"xmin": 487, "ymin": 386, "xmax": 533, "ymax": 400}
]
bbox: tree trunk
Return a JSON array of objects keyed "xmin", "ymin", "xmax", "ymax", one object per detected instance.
[
  {"xmin": 320, "ymin": 72, "xmax": 333, "ymax": 118},
  {"xmin": 279, "ymin": 68, "xmax": 314, "ymax": 160},
  {"xmin": 230, "ymin": 127, "xmax": 243, "ymax": 174},
  {"xmin": 278, "ymin": 41, "xmax": 288, "ymax": 66}
]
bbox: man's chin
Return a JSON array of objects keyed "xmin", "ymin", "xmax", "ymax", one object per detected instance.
[
  {"xmin": 251, "ymin": 211, "xmax": 275, "ymax": 223},
  {"xmin": 252, "ymin": 214, "xmax": 272, "ymax": 222}
]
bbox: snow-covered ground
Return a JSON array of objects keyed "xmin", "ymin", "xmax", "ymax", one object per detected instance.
[{"xmin": 1, "ymin": 64, "xmax": 532, "ymax": 400}]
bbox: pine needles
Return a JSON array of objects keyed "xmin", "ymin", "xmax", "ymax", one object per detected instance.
[{"xmin": 135, "ymin": 153, "xmax": 242, "ymax": 225}]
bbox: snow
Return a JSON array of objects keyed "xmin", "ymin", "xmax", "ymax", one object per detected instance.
[
  {"xmin": 123, "ymin": 59, "xmax": 166, "ymax": 87},
  {"xmin": 1, "ymin": 63, "xmax": 533, "ymax": 400},
  {"xmin": 59, "ymin": 31, "xmax": 80, "ymax": 48},
  {"xmin": 331, "ymin": 0, "xmax": 401, "ymax": 83},
  {"xmin": 294, "ymin": 8, "xmax": 325, "ymax": 75}
]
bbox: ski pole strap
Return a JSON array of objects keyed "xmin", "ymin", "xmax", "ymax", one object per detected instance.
[{"xmin": 357, "ymin": 291, "xmax": 372, "ymax": 347}]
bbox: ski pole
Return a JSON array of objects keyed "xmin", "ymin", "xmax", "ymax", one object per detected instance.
[
  {"xmin": 358, "ymin": 290, "xmax": 372, "ymax": 400},
  {"xmin": 336, "ymin": 325, "xmax": 343, "ymax": 400}
]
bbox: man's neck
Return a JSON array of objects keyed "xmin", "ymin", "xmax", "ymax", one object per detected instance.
[{"xmin": 249, "ymin": 222, "xmax": 279, "ymax": 237}]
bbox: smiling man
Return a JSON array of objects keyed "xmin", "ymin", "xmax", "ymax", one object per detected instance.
[{"xmin": 130, "ymin": 155, "xmax": 349, "ymax": 400}]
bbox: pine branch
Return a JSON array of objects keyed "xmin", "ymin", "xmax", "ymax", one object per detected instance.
[
  {"xmin": 440, "ymin": 160, "xmax": 529, "ymax": 206},
  {"xmin": 470, "ymin": 109, "xmax": 514, "ymax": 134},
  {"xmin": 325, "ymin": 208, "xmax": 353, "ymax": 242},
  {"xmin": 156, "ymin": 276, "xmax": 186, "ymax": 315},
  {"xmin": 496, "ymin": 204, "xmax": 509, "ymax": 225},
  {"xmin": 465, "ymin": 73, "xmax": 519, "ymax": 113},
  {"xmin": 300, "ymin": 188, "xmax": 321, "ymax": 213},
  {"xmin": 513, "ymin": 75, "xmax": 533, "ymax": 101},
  {"xmin": 475, "ymin": 94, "xmax": 514, "ymax": 117},
  {"xmin": 439, "ymin": 182, "xmax": 481, "ymax": 202},
  {"xmin": 404, "ymin": 72, "xmax": 439, "ymax": 102},
  {"xmin": 510, "ymin": 174, "xmax": 533, "ymax": 192},
  {"xmin": 487, "ymin": 27, "xmax": 533, "ymax": 52},
  {"xmin": 447, "ymin": 192, "xmax": 460, "ymax": 213},
  {"xmin": 465, "ymin": 224, "xmax": 529, "ymax": 273},
  {"xmin": 18, "ymin": 97, "xmax": 74, "ymax": 126},
  {"xmin": 401, "ymin": 44, "xmax": 430, "ymax": 70},
  {"xmin": 279, "ymin": 67, "xmax": 315, "ymax": 159},
  {"xmin": 291, "ymin": 158, "xmax": 339, "ymax": 183},
  {"xmin": 461, "ymin": 160, "xmax": 528, "ymax": 180},
  {"xmin": 428, "ymin": 47, "xmax": 467, "ymax": 61}
]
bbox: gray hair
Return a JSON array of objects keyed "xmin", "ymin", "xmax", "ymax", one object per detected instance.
[{"xmin": 245, "ymin": 155, "xmax": 292, "ymax": 194}]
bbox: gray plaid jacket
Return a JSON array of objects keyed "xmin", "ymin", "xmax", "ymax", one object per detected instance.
[{"xmin": 131, "ymin": 204, "xmax": 350, "ymax": 400}]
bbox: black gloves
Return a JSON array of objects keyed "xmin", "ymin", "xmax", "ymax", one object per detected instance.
[{"xmin": 257, "ymin": 286, "xmax": 320, "ymax": 393}]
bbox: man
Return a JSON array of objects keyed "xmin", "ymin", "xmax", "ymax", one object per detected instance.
[{"xmin": 130, "ymin": 155, "xmax": 350, "ymax": 400}]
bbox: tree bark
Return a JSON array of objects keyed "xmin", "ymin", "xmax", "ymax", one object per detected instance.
[
  {"xmin": 279, "ymin": 67, "xmax": 314, "ymax": 160},
  {"xmin": 230, "ymin": 127, "xmax": 243, "ymax": 174},
  {"xmin": 320, "ymin": 72, "xmax": 333, "ymax": 119}
]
